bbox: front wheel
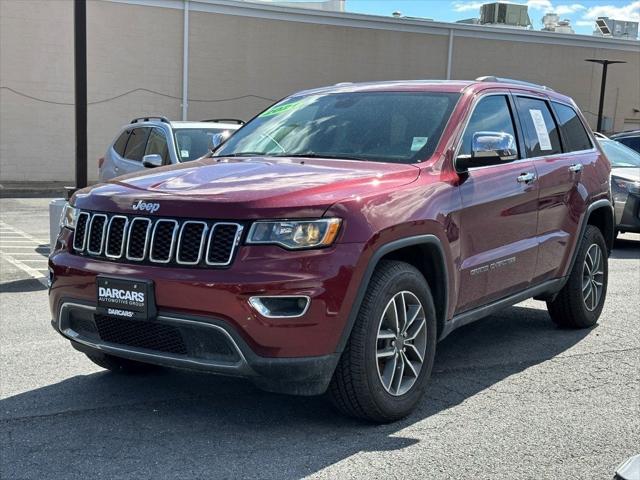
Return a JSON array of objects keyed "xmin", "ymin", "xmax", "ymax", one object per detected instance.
[
  {"xmin": 546, "ymin": 225, "xmax": 608, "ymax": 328},
  {"xmin": 328, "ymin": 260, "xmax": 437, "ymax": 423}
]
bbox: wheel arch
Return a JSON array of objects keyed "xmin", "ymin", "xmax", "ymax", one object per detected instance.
[
  {"xmin": 336, "ymin": 235, "xmax": 449, "ymax": 353},
  {"xmin": 563, "ymin": 199, "xmax": 614, "ymax": 283}
]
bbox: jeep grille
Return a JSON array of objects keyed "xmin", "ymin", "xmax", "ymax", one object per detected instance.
[{"xmin": 72, "ymin": 211, "xmax": 243, "ymax": 268}]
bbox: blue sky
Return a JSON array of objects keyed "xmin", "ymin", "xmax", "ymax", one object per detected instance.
[{"xmin": 344, "ymin": 0, "xmax": 640, "ymax": 35}]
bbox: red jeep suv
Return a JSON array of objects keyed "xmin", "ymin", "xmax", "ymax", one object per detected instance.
[{"xmin": 50, "ymin": 78, "xmax": 614, "ymax": 422}]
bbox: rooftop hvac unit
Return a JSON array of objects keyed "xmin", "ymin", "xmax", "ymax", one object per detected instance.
[
  {"xmin": 480, "ymin": 2, "xmax": 531, "ymax": 27},
  {"xmin": 595, "ymin": 18, "xmax": 612, "ymax": 35}
]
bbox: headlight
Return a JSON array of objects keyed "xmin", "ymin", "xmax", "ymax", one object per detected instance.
[
  {"xmin": 60, "ymin": 204, "xmax": 79, "ymax": 230},
  {"xmin": 613, "ymin": 177, "xmax": 640, "ymax": 194},
  {"xmin": 247, "ymin": 218, "xmax": 341, "ymax": 249}
]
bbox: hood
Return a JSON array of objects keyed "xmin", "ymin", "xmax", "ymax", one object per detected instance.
[
  {"xmin": 611, "ymin": 167, "xmax": 640, "ymax": 182},
  {"xmin": 74, "ymin": 156, "xmax": 420, "ymax": 219}
]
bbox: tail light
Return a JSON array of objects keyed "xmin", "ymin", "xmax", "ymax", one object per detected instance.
[{"xmin": 98, "ymin": 157, "xmax": 105, "ymax": 168}]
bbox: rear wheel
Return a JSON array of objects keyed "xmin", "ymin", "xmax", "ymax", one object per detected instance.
[
  {"xmin": 546, "ymin": 225, "xmax": 608, "ymax": 328},
  {"xmin": 328, "ymin": 260, "xmax": 437, "ymax": 423},
  {"xmin": 85, "ymin": 353, "xmax": 161, "ymax": 374}
]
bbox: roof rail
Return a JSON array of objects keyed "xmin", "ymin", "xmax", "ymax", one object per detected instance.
[
  {"xmin": 201, "ymin": 118, "xmax": 245, "ymax": 125},
  {"xmin": 130, "ymin": 116, "xmax": 171, "ymax": 124},
  {"xmin": 475, "ymin": 76, "xmax": 554, "ymax": 92}
]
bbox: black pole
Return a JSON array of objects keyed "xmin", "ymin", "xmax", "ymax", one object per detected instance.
[
  {"xmin": 74, "ymin": 0, "xmax": 88, "ymax": 191},
  {"xmin": 585, "ymin": 59, "xmax": 626, "ymax": 134},
  {"xmin": 596, "ymin": 62, "xmax": 608, "ymax": 133}
]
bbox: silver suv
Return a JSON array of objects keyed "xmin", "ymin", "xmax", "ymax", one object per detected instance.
[{"xmin": 98, "ymin": 116, "xmax": 242, "ymax": 181}]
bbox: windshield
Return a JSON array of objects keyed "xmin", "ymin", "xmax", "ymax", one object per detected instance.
[
  {"xmin": 174, "ymin": 128, "xmax": 234, "ymax": 162},
  {"xmin": 600, "ymin": 139, "xmax": 640, "ymax": 167},
  {"xmin": 214, "ymin": 92, "xmax": 460, "ymax": 163}
]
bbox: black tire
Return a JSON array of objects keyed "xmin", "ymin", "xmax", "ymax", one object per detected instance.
[
  {"xmin": 328, "ymin": 260, "xmax": 437, "ymax": 423},
  {"xmin": 546, "ymin": 225, "xmax": 608, "ymax": 328},
  {"xmin": 85, "ymin": 353, "xmax": 161, "ymax": 374}
]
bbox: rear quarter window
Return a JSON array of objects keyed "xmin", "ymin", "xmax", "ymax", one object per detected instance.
[
  {"xmin": 123, "ymin": 127, "xmax": 151, "ymax": 162},
  {"xmin": 112, "ymin": 131, "xmax": 130, "ymax": 156},
  {"xmin": 551, "ymin": 102, "xmax": 592, "ymax": 152}
]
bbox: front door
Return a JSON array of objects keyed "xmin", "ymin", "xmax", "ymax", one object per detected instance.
[{"xmin": 455, "ymin": 93, "xmax": 540, "ymax": 313}]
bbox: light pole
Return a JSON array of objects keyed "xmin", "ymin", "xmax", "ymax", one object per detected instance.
[
  {"xmin": 585, "ymin": 59, "xmax": 626, "ymax": 133},
  {"xmin": 71, "ymin": 0, "xmax": 88, "ymax": 197}
]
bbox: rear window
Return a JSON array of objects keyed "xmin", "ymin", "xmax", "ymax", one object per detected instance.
[
  {"xmin": 515, "ymin": 97, "xmax": 562, "ymax": 157},
  {"xmin": 123, "ymin": 127, "xmax": 151, "ymax": 162},
  {"xmin": 551, "ymin": 102, "xmax": 592, "ymax": 152},
  {"xmin": 113, "ymin": 131, "xmax": 130, "ymax": 156}
]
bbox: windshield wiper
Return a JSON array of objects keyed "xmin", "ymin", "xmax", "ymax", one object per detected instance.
[
  {"xmin": 216, "ymin": 152, "xmax": 267, "ymax": 157},
  {"xmin": 271, "ymin": 153, "xmax": 368, "ymax": 161}
]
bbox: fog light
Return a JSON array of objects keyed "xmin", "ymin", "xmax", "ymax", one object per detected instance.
[
  {"xmin": 248, "ymin": 296, "xmax": 310, "ymax": 318},
  {"xmin": 47, "ymin": 267, "xmax": 55, "ymax": 289}
]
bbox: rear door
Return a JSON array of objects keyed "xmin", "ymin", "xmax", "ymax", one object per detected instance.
[
  {"xmin": 513, "ymin": 95, "xmax": 592, "ymax": 282},
  {"xmin": 115, "ymin": 127, "xmax": 151, "ymax": 176},
  {"xmin": 456, "ymin": 93, "xmax": 540, "ymax": 313}
]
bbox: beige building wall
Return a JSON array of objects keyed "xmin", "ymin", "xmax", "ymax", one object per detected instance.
[{"xmin": 1, "ymin": 0, "xmax": 639, "ymax": 183}]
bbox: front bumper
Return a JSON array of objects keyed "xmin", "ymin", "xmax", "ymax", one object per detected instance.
[
  {"xmin": 614, "ymin": 191, "xmax": 640, "ymax": 233},
  {"xmin": 53, "ymin": 300, "xmax": 339, "ymax": 395},
  {"xmin": 49, "ymin": 229, "xmax": 366, "ymax": 394}
]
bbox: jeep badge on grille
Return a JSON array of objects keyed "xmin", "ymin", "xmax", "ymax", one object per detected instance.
[{"xmin": 132, "ymin": 200, "xmax": 160, "ymax": 213}]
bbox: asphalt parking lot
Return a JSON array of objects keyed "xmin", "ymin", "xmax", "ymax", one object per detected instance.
[{"xmin": 0, "ymin": 196, "xmax": 638, "ymax": 480}]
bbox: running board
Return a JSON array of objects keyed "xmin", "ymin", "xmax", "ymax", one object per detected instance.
[{"xmin": 439, "ymin": 278, "xmax": 565, "ymax": 340}]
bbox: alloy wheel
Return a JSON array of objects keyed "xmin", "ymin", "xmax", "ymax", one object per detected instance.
[
  {"xmin": 375, "ymin": 291, "xmax": 427, "ymax": 396},
  {"xmin": 582, "ymin": 243, "xmax": 604, "ymax": 312}
]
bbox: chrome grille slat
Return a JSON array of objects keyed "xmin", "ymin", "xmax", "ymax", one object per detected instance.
[
  {"xmin": 73, "ymin": 212, "xmax": 90, "ymax": 251},
  {"xmin": 149, "ymin": 219, "xmax": 179, "ymax": 263},
  {"xmin": 176, "ymin": 221, "xmax": 208, "ymax": 265},
  {"xmin": 73, "ymin": 212, "xmax": 239, "ymax": 267},
  {"xmin": 87, "ymin": 214, "xmax": 108, "ymax": 255},
  {"xmin": 126, "ymin": 218, "xmax": 152, "ymax": 261},
  {"xmin": 206, "ymin": 223, "xmax": 243, "ymax": 266},
  {"xmin": 105, "ymin": 216, "xmax": 128, "ymax": 259}
]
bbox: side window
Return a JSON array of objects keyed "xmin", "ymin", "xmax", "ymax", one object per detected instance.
[
  {"xmin": 123, "ymin": 127, "xmax": 151, "ymax": 162},
  {"xmin": 144, "ymin": 128, "xmax": 170, "ymax": 164},
  {"xmin": 617, "ymin": 136, "xmax": 640, "ymax": 153},
  {"xmin": 112, "ymin": 131, "xmax": 130, "ymax": 157},
  {"xmin": 551, "ymin": 102, "xmax": 592, "ymax": 152},
  {"xmin": 515, "ymin": 97, "xmax": 562, "ymax": 157},
  {"xmin": 459, "ymin": 95, "xmax": 518, "ymax": 158}
]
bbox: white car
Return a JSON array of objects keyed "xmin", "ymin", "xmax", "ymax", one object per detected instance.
[{"xmin": 98, "ymin": 117, "xmax": 242, "ymax": 181}]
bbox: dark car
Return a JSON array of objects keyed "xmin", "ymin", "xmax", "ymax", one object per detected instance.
[
  {"xmin": 610, "ymin": 130, "xmax": 640, "ymax": 154},
  {"xmin": 599, "ymin": 137, "xmax": 640, "ymax": 235},
  {"xmin": 51, "ymin": 78, "xmax": 614, "ymax": 422}
]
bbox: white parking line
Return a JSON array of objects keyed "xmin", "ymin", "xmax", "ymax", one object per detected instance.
[{"xmin": 0, "ymin": 221, "xmax": 49, "ymax": 286}]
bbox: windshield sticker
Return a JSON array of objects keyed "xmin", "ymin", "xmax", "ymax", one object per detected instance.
[
  {"xmin": 180, "ymin": 150, "xmax": 189, "ymax": 158},
  {"xmin": 259, "ymin": 100, "xmax": 305, "ymax": 118},
  {"xmin": 411, "ymin": 137, "xmax": 428, "ymax": 152},
  {"xmin": 529, "ymin": 109, "xmax": 552, "ymax": 151}
]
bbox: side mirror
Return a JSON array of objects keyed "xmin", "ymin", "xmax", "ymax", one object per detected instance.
[
  {"xmin": 209, "ymin": 131, "xmax": 231, "ymax": 151},
  {"xmin": 456, "ymin": 131, "xmax": 518, "ymax": 171},
  {"xmin": 142, "ymin": 154, "xmax": 163, "ymax": 168}
]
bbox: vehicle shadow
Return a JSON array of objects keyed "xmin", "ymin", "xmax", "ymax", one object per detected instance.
[
  {"xmin": 0, "ymin": 277, "xmax": 47, "ymax": 293},
  {"xmin": 1, "ymin": 305, "xmax": 590, "ymax": 479}
]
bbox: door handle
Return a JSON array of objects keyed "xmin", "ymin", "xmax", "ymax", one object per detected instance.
[
  {"xmin": 517, "ymin": 172, "xmax": 537, "ymax": 184},
  {"xmin": 569, "ymin": 163, "xmax": 583, "ymax": 173}
]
